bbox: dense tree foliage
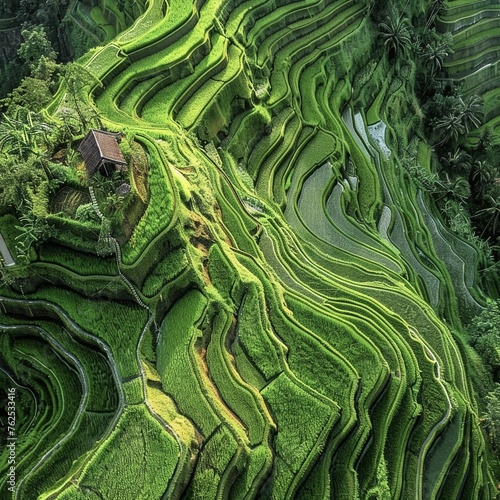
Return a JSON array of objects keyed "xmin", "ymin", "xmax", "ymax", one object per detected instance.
[{"xmin": 469, "ymin": 300, "xmax": 500, "ymax": 380}]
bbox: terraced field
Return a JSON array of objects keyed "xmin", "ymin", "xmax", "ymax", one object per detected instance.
[
  {"xmin": 438, "ymin": 0, "xmax": 500, "ymax": 140},
  {"xmin": 1, "ymin": 0, "xmax": 498, "ymax": 498}
]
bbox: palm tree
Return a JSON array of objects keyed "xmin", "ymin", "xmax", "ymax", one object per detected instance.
[
  {"xmin": 421, "ymin": 41, "xmax": 452, "ymax": 77},
  {"xmin": 378, "ymin": 14, "xmax": 412, "ymax": 59},
  {"xmin": 475, "ymin": 127, "xmax": 493, "ymax": 154},
  {"xmin": 458, "ymin": 95, "xmax": 482, "ymax": 134},
  {"xmin": 0, "ymin": 111, "xmax": 54, "ymax": 159},
  {"xmin": 434, "ymin": 173, "xmax": 470, "ymax": 203},
  {"xmin": 433, "ymin": 111, "xmax": 465, "ymax": 146},
  {"xmin": 474, "ymin": 195, "xmax": 500, "ymax": 238},
  {"xmin": 470, "ymin": 159, "xmax": 492, "ymax": 200},
  {"xmin": 441, "ymin": 148, "xmax": 471, "ymax": 173},
  {"xmin": 0, "ymin": 114, "xmax": 31, "ymax": 158}
]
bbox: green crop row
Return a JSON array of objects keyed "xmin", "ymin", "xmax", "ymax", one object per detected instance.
[
  {"xmin": 228, "ymin": 444, "xmax": 272, "ymax": 499},
  {"xmin": 445, "ymin": 37, "xmax": 500, "ymax": 78},
  {"xmin": 324, "ymin": 181, "xmax": 401, "ymax": 272},
  {"xmin": 297, "ymin": 162, "xmax": 401, "ymax": 274},
  {"xmin": 284, "ymin": 293, "xmax": 385, "ymax": 404},
  {"xmin": 452, "ymin": 16, "xmax": 500, "ymax": 50},
  {"xmin": 231, "ymin": 229, "xmax": 457, "ymax": 496},
  {"xmin": 122, "ymin": 31, "xmax": 214, "ymax": 120},
  {"xmin": 142, "ymin": 247, "xmax": 188, "ymax": 297},
  {"xmin": 269, "ymin": 233, "xmax": 418, "ymax": 377},
  {"xmin": 86, "ymin": 44, "xmax": 123, "ymax": 80},
  {"xmin": 257, "ymin": 0, "xmax": 353, "ymax": 71},
  {"xmin": 344, "ymin": 110, "xmax": 385, "ymax": 227},
  {"xmin": 266, "ymin": 4, "xmax": 364, "ymax": 110},
  {"xmin": 355, "ymin": 384, "xmax": 396, "ymax": 495},
  {"xmin": 261, "ymin": 372, "xmax": 340, "ymax": 498},
  {"xmin": 481, "ymin": 85, "xmax": 500, "ymax": 122},
  {"xmin": 121, "ymin": 137, "xmax": 175, "ymax": 265},
  {"xmin": 258, "ymin": 227, "xmax": 323, "ymax": 301},
  {"xmin": 123, "ymin": 376, "xmax": 144, "ymax": 404},
  {"xmin": 67, "ymin": 405, "xmax": 178, "ymax": 500},
  {"xmin": 247, "ymin": 107, "xmax": 294, "ymax": 181},
  {"xmin": 247, "ymin": 0, "xmax": 326, "ymax": 53},
  {"xmin": 213, "ymin": 171, "xmax": 259, "ymax": 256},
  {"xmin": 69, "ymin": 2, "xmax": 108, "ymax": 44},
  {"xmin": 299, "ymin": 59, "xmax": 327, "ymax": 126},
  {"xmin": 438, "ymin": 0, "xmax": 498, "ymax": 20},
  {"xmin": 170, "ymin": 33, "xmax": 229, "ymax": 115},
  {"xmin": 281, "ymin": 132, "xmax": 389, "ymax": 277},
  {"xmin": 37, "ymin": 410, "xmax": 116, "ymax": 499},
  {"xmin": 156, "ymin": 289, "xmax": 221, "ymax": 436},
  {"xmin": 256, "ymin": 115, "xmax": 302, "ymax": 203},
  {"xmin": 38, "ymin": 242, "xmax": 116, "ymax": 276},
  {"xmin": 45, "ymin": 216, "xmax": 100, "ymax": 253},
  {"xmin": 423, "ymin": 411, "xmax": 465, "ymax": 499},
  {"xmin": 455, "ymin": 59, "xmax": 500, "ymax": 95},
  {"xmin": 179, "ymin": 47, "xmax": 250, "ymax": 135},
  {"xmin": 206, "ymin": 309, "xmax": 272, "ymax": 446},
  {"xmin": 90, "ymin": 6, "xmax": 116, "ymax": 42},
  {"xmin": 13, "ymin": 288, "xmax": 147, "ymax": 379},
  {"xmin": 225, "ymin": 105, "xmax": 271, "ymax": 166},
  {"xmin": 117, "ymin": 74, "xmax": 163, "ymax": 119},
  {"xmin": 134, "ymin": 32, "xmax": 226, "ymax": 122},
  {"xmin": 207, "ymin": 243, "xmax": 241, "ymax": 303},
  {"xmin": 102, "ymin": 0, "xmax": 126, "ymax": 33},
  {"xmin": 38, "ymin": 319, "xmax": 120, "ymax": 412},
  {"xmin": 236, "ymin": 282, "xmax": 285, "ymax": 381},
  {"xmin": 232, "ymin": 250, "xmax": 356, "ymax": 420},
  {"xmin": 185, "ymin": 424, "xmax": 240, "ymax": 498},
  {"xmin": 9, "ymin": 334, "xmax": 83, "ymax": 498},
  {"xmin": 27, "ymin": 261, "xmax": 130, "ymax": 303},
  {"xmin": 119, "ymin": 0, "xmax": 187, "ymax": 54}
]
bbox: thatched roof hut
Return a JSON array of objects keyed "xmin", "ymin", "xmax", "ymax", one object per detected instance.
[{"xmin": 79, "ymin": 129, "xmax": 127, "ymax": 176}]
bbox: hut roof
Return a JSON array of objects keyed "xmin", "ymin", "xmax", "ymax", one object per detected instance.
[{"xmin": 78, "ymin": 129, "xmax": 127, "ymax": 175}]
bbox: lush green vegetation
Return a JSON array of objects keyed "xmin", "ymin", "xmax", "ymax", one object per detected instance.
[{"xmin": 1, "ymin": 0, "xmax": 500, "ymax": 497}]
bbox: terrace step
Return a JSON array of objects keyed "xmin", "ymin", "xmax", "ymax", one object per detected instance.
[
  {"xmin": 255, "ymin": 113, "xmax": 302, "ymax": 201},
  {"xmin": 254, "ymin": 0, "xmax": 354, "ymax": 68},
  {"xmin": 136, "ymin": 33, "xmax": 229, "ymax": 122},
  {"xmin": 436, "ymin": 4, "xmax": 500, "ymax": 34},
  {"xmin": 266, "ymin": 4, "xmax": 365, "ymax": 109}
]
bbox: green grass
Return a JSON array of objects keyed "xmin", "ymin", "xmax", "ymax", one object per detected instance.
[
  {"xmin": 71, "ymin": 405, "xmax": 178, "ymax": 499},
  {"xmin": 123, "ymin": 376, "xmax": 144, "ymax": 404},
  {"xmin": 206, "ymin": 310, "xmax": 271, "ymax": 446},
  {"xmin": 235, "ymin": 283, "xmax": 284, "ymax": 381},
  {"xmin": 185, "ymin": 424, "xmax": 242, "ymax": 498},
  {"xmin": 142, "ymin": 246, "xmax": 188, "ymax": 297},
  {"xmin": 261, "ymin": 372, "xmax": 340, "ymax": 498},
  {"xmin": 4, "ymin": 288, "xmax": 148, "ymax": 379},
  {"xmin": 156, "ymin": 289, "xmax": 221, "ymax": 436},
  {"xmin": 121, "ymin": 136, "xmax": 175, "ymax": 265}
]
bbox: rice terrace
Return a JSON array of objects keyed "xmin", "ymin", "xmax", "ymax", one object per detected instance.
[{"xmin": 0, "ymin": 0, "xmax": 500, "ymax": 498}]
